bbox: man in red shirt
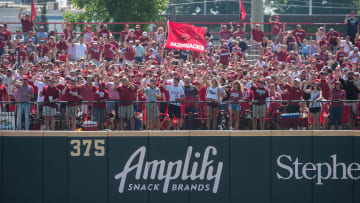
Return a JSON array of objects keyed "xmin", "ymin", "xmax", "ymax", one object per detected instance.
[
  {"xmin": 114, "ymin": 77, "xmax": 136, "ymax": 130},
  {"xmin": 97, "ymin": 23, "xmax": 112, "ymax": 39},
  {"xmin": 269, "ymin": 15, "xmax": 282, "ymax": 41},
  {"xmin": 251, "ymin": 79, "xmax": 269, "ymax": 130},
  {"xmin": 103, "ymin": 38, "xmax": 117, "ymax": 61},
  {"xmin": 250, "ymin": 18, "xmax": 265, "ymax": 49},
  {"xmin": 0, "ymin": 78, "xmax": 9, "ymax": 111},
  {"xmin": 62, "ymin": 77, "xmax": 82, "ymax": 130},
  {"xmin": 80, "ymin": 75, "xmax": 97, "ymax": 118},
  {"xmin": 286, "ymin": 78, "xmax": 304, "ymax": 113},
  {"xmin": 218, "ymin": 43, "xmax": 231, "ymax": 66},
  {"xmin": 36, "ymin": 40, "xmax": 49, "ymax": 59},
  {"xmin": 326, "ymin": 28, "xmax": 341, "ymax": 51},
  {"xmin": 233, "ymin": 24, "xmax": 246, "ymax": 40},
  {"xmin": 120, "ymin": 24, "xmax": 129, "ymax": 44},
  {"xmin": 87, "ymin": 41, "xmax": 102, "ymax": 64},
  {"xmin": 40, "ymin": 78, "xmax": 59, "ymax": 130},
  {"xmin": 219, "ymin": 22, "xmax": 233, "ymax": 42},
  {"xmin": 124, "ymin": 41, "xmax": 136, "ymax": 67},
  {"xmin": 16, "ymin": 40, "xmax": 27, "ymax": 63},
  {"xmin": 56, "ymin": 35, "xmax": 69, "ymax": 53},
  {"xmin": 92, "ymin": 82, "xmax": 109, "ymax": 129},
  {"xmin": 292, "ymin": 24, "xmax": 306, "ymax": 43},
  {"xmin": 18, "ymin": 8, "xmax": 34, "ymax": 34},
  {"xmin": 134, "ymin": 24, "xmax": 143, "ymax": 39},
  {"xmin": 139, "ymin": 32, "xmax": 150, "ymax": 47}
]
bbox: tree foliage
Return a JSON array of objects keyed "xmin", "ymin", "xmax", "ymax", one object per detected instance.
[{"xmin": 64, "ymin": 0, "xmax": 168, "ymax": 35}]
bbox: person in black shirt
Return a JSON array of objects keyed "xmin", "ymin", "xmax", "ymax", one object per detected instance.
[
  {"xmin": 344, "ymin": 11, "xmax": 359, "ymax": 44},
  {"xmin": 183, "ymin": 76, "xmax": 199, "ymax": 130},
  {"xmin": 339, "ymin": 72, "xmax": 360, "ymax": 128}
]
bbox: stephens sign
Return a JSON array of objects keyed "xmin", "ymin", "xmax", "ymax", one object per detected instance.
[
  {"xmin": 114, "ymin": 146, "xmax": 223, "ymax": 193},
  {"xmin": 165, "ymin": 20, "xmax": 206, "ymax": 52}
]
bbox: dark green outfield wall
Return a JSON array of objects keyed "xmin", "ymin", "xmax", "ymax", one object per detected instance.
[{"xmin": 0, "ymin": 131, "xmax": 359, "ymax": 203}]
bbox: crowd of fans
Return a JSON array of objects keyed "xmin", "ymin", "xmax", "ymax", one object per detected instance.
[{"xmin": 0, "ymin": 9, "xmax": 360, "ymax": 131}]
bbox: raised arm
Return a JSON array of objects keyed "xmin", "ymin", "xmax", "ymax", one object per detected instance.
[
  {"xmin": 344, "ymin": 14, "xmax": 349, "ymax": 24},
  {"xmin": 18, "ymin": 8, "xmax": 23, "ymax": 21}
]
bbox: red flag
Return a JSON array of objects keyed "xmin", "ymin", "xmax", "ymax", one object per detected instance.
[
  {"xmin": 165, "ymin": 20, "xmax": 206, "ymax": 52},
  {"xmin": 31, "ymin": 0, "xmax": 37, "ymax": 21},
  {"xmin": 240, "ymin": 0, "xmax": 246, "ymax": 22}
]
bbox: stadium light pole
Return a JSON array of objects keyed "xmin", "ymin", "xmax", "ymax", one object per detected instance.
[
  {"xmin": 172, "ymin": 0, "xmax": 176, "ymax": 22},
  {"xmin": 204, "ymin": 0, "xmax": 207, "ymax": 15},
  {"xmin": 309, "ymin": 0, "xmax": 313, "ymax": 15}
]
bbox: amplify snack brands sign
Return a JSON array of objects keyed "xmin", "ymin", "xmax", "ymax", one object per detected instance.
[
  {"xmin": 1, "ymin": 131, "xmax": 360, "ymax": 203},
  {"xmin": 114, "ymin": 146, "xmax": 223, "ymax": 194}
]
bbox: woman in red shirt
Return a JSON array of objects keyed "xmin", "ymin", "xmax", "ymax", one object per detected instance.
[{"xmin": 228, "ymin": 80, "xmax": 243, "ymax": 130}]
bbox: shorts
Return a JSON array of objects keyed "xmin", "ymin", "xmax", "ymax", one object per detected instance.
[
  {"xmin": 252, "ymin": 104, "xmax": 266, "ymax": 118},
  {"xmin": 42, "ymin": 106, "xmax": 56, "ymax": 117},
  {"xmin": 145, "ymin": 103, "xmax": 159, "ymax": 121},
  {"xmin": 134, "ymin": 56, "xmax": 143, "ymax": 62},
  {"xmin": 207, "ymin": 102, "xmax": 219, "ymax": 108},
  {"xmin": 229, "ymin": 104, "xmax": 241, "ymax": 112},
  {"xmin": 309, "ymin": 107, "xmax": 321, "ymax": 113},
  {"xmin": 168, "ymin": 104, "xmax": 181, "ymax": 119},
  {"xmin": 91, "ymin": 107, "xmax": 106, "ymax": 123},
  {"xmin": 118, "ymin": 105, "xmax": 134, "ymax": 119},
  {"xmin": 66, "ymin": 105, "xmax": 78, "ymax": 118}
]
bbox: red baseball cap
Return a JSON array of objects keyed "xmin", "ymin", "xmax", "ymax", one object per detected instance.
[
  {"xmin": 192, "ymin": 80, "xmax": 200, "ymax": 85},
  {"xmin": 136, "ymin": 24, "xmax": 140, "ymax": 28},
  {"xmin": 99, "ymin": 81, "xmax": 106, "ymax": 86},
  {"xmin": 22, "ymin": 75, "xmax": 29, "ymax": 80}
]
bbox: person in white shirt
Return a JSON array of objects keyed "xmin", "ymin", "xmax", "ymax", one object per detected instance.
[
  {"xmin": 341, "ymin": 35, "xmax": 353, "ymax": 53},
  {"xmin": 163, "ymin": 77, "xmax": 184, "ymax": 130},
  {"xmin": 348, "ymin": 47, "xmax": 360, "ymax": 63},
  {"xmin": 75, "ymin": 37, "xmax": 87, "ymax": 60}
]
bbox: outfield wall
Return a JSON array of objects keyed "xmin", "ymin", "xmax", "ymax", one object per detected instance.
[{"xmin": 1, "ymin": 130, "xmax": 359, "ymax": 203}]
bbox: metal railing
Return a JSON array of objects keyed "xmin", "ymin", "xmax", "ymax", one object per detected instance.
[{"xmin": 1, "ymin": 100, "xmax": 358, "ymax": 131}]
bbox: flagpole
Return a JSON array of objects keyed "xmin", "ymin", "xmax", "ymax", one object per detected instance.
[{"xmin": 161, "ymin": 17, "xmax": 169, "ymax": 67}]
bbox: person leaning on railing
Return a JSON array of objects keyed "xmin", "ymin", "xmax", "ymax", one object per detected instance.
[
  {"xmin": 13, "ymin": 75, "xmax": 34, "ymax": 130},
  {"xmin": 40, "ymin": 78, "xmax": 59, "ymax": 131},
  {"xmin": 114, "ymin": 77, "xmax": 137, "ymax": 130},
  {"xmin": 92, "ymin": 82, "xmax": 109, "ymax": 129},
  {"xmin": 140, "ymin": 77, "xmax": 161, "ymax": 130},
  {"xmin": 62, "ymin": 77, "xmax": 82, "ymax": 131},
  {"xmin": 328, "ymin": 81, "xmax": 346, "ymax": 130}
]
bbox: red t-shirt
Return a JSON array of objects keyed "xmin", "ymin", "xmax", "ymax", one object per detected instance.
[
  {"xmin": 286, "ymin": 55, "xmax": 298, "ymax": 65},
  {"xmin": 199, "ymin": 85, "xmax": 207, "ymax": 101},
  {"xmin": 251, "ymin": 86, "xmax": 269, "ymax": 105},
  {"xmin": 36, "ymin": 45, "xmax": 49, "ymax": 57},
  {"xmin": 126, "ymin": 35, "xmax": 137, "ymax": 43},
  {"xmin": 292, "ymin": 29, "xmax": 306, "ymax": 42},
  {"xmin": 271, "ymin": 22, "xmax": 282, "ymax": 35},
  {"xmin": 231, "ymin": 51, "xmax": 243, "ymax": 62},
  {"xmin": 233, "ymin": 31, "xmax": 244, "ymax": 39},
  {"xmin": 88, "ymin": 46, "xmax": 101, "ymax": 61},
  {"xmin": 218, "ymin": 48, "xmax": 230, "ymax": 65},
  {"xmin": 0, "ymin": 85, "xmax": 8, "ymax": 101},
  {"xmin": 56, "ymin": 84, "xmax": 65, "ymax": 101},
  {"xmin": 93, "ymin": 90, "xmax": 110, "ymax": 108},
  {"xmin": 120, "ymin": 30, "xmax": 128, "ymax": 42},
  {"xmin": 64, "ymin": 85, "xmax": 81, "ymax": 106},
  {"xmin": 103, "ymin": 44, "xmax": 116, "ymax": 59},
  {"xmin": 229, "ymin": 90, "xmax": 243, "ymax": 102},
  {"xmin": 315, "ymin": 60, "xmax": 324, "ymax": 72},
  {"xmin": 117, "ymin": 85, "xmax": 136, "ymax": 106},
  {"xmin": 42, "ymin": 86, "xmax": 59, "ymax": 108},
  {"xmin": 58, "ymin": 54, "xmax": 67, "ymax": 62},
  {"xmin": 134, "ymin": 29, "xmax": 143, "ymax": 39},
  {"xmin": 286, "ymin": 84, "xmax": 303, "ymax": 105},
  {"xmin": 277, "ymin": 50, "xmax": 288, "ymax": 62},
  {"xmin": 56, "ymin": 41, "xmax": 68, "ymax": 52},
  {"xmin": 318, "ymin": 79, "xmax": 330, "ymax": 100},
  {"xmin": 252, "ymin": 29, "xmax": 265, "ymax": 42},
  {"xmin": 0, "ymin": 32, "xmax": 8, "ymax": 49},
  {"xmin": 47, "ymin": 41, "xmax": 57, "ymax": 49},
  {"xmin": 278, "ymin": 84, "xmax": 289, "ymax": 101},
  {"xmin": 99, "ymin": 29, "xmax": 111, "ymax": 39},
  {"xmin": 124, "ymin": 47, "xmax": 135, "ymax": 61},
  {"xmin": 16, "ymin": 45, "xmax": 27, "ymax": 59},
  {"xmin": 337, "ymin": 50, "xmax": 348, "ymax": 61},
  {"xmin": 139, "ymin": 36, "xmax": 150, "ymax": 46},
  {"xmin": 21, "ymin": 19, "xmax": 34, "ymax": 33},
  {"xmin": 219, "ymin": 29, "xmax": 232, "ymax": 40},
  {"xmin": 326, "ymin": 31, "xmax": 340, "ymax": 45}
]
